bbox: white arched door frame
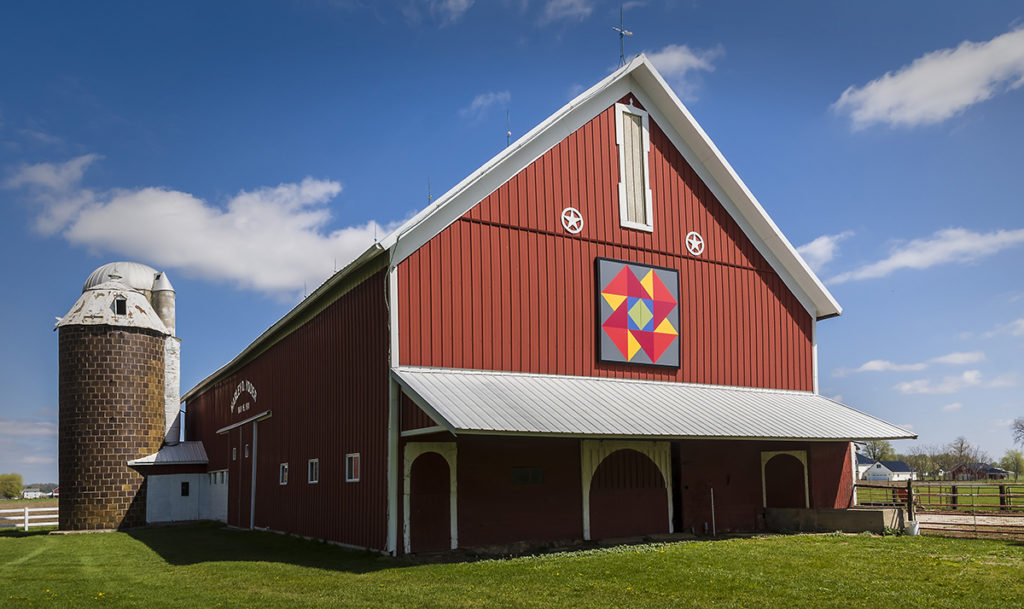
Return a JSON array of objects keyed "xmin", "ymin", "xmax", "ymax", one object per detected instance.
[
  {"xmin": 760, "ymin": 450, "xmax": 809, "ymax": 509},
  {"xmin": 403, "ymin": 442, "xmax": 457, "ymax": 553},
  {"xmin": 580, "ymin": 439, "xmax": 673, "ymax": 540}
]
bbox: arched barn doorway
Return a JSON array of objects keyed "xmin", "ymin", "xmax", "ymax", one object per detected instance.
[
  {"xmin": 589, "ymin": 449, "xmax": 669, "ymax": 539},
  {"xmin": 762, "ymin": 452, "xmax": 808, "ymax": 508},
  {"xmin": 409, "ymin": 452, "xmax": 450, "ymax": 552}
]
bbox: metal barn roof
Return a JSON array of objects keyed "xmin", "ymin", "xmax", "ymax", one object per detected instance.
[
  {"xmin": 127, "ymin": 441, "xmax": 208, "ymax": 466},
  {"xmin": 392, "ymin": 367, "xmax": 915, "ymax": 441}
]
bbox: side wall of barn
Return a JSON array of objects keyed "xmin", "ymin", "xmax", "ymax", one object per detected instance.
[
  {"xmin": 398, "ymin": 95, "xmax": 814, "ymax": 390},
  {"xmin": 185, "ymin": 269, "xmax": 390, "ymax": 551}
]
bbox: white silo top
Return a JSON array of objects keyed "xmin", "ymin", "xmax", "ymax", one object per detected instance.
[
  {"xmin": 83, "ymin": 261, "xmax": 164, "ymax": 293},
  {"xmin": 56, "ymin": 281, "xmax": 170, "ymax": 334}
]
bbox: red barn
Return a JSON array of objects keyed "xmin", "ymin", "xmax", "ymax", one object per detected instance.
[{"xmin": 182, "ymin": 56, "xmax": 913, "ymax": 554}]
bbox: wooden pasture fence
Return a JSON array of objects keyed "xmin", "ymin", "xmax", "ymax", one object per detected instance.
[
  {"xmin": 855, "ymin": 481, "xmax": 1024, "ymax": 540},
  {"xmin": 0, "ymin": 506, "xmax": 58, "ymax": 531}
]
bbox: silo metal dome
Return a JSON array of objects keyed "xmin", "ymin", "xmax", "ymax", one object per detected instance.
[{"xmin": 83, "ymin": 261, "xmax": 164, "ymax": 293}]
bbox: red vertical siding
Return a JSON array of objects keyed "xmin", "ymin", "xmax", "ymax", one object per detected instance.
[
  {"xmin": 398, "ymin": 98, "xmax": 812, "ymax": 390},
  {"xmin": 186, "ymin": 271, "xmax": 390, "ymax": 550}
]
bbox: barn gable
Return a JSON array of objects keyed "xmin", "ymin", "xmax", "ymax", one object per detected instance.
[
  {"xmin": 395, "ymin": 58, "xmax": 822, "ymax": 390},
  {"xmin": 381, "ymin": 55, "xmax": 839, "ymax": 321}
]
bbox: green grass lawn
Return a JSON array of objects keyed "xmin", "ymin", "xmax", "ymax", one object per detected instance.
[{"xmin": 2, "ymin": 524, "xmax": 1023, "ymax": 608}]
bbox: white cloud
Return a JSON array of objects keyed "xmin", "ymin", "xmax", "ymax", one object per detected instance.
[
  {"xmin": 894, "ymin": 370, "xmax": 1015, "ymax": 395},
  {"xmin": 985, "ymin": 317, "xmax": 1024, "ymax": 338},
  {"xmin": 797, "ymin": 231, "xmax": 853, "ymax": 274},
  {"xmin": 645, "ymin": 43, "xmax": 723, "ymax": 100},
  {"xmin": 459, "ymin": 90, "xmax": 510, "ymax": 120},
  {"xmin": 859, "ymin": 360, "xmax": 927, "ymax": 373},
  {"xmin": 5, "ymin": 156, "xmax": 400, "ymax": 295},
  {"xmin": 834, "ymin": 350, "xmax": 987, "ymax": 377},
  {"xmin": 941, "ymin": 402, "xmax": 963, "ymax": 412},
  {"xmin": 833, "ymin": 27, "xmax": 1024, "ymax": 129},
  {"xmin": 895, "ymin": 370, "xmax": 983, "ymax": 394},
  {"xmin": 21, "ymin": 456, "xmax": 56, "ymax": 465},
  {"xmin": 930, "ymin": 351, "xmax": 985, "ymax": 365},
  {"xmin": 828, "ymin": 228, "xmax": 1024, "ymax": 284},
  {"xmin": 541, "ymin": 0, "xmax": 593, "ymax": 23},
  {"xmin": 434, "ymin": 0, "xmax": 474, "ymax": 24},
  {"xmin": 0, "ymin": 418, "xmax": 58, "ymax": 437}
]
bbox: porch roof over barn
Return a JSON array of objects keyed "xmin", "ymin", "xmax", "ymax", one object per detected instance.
[
  {"xmin": 127, "ymin": 441, "xmax": 209, "ymax": 466},
  {"xmin": 393, "ymin": 367, "xmax": 915, "ymax": 441}
]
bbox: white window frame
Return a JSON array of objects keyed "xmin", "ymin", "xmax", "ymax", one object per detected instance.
[
  {"xmin": 346, "ymin": 453, "xmax": 361, "ymax": 483},
  {"xmin": 308, "ymin": 458, "xmax": 320, "ymax": 484},
  {"xmin": 615, "ymin": 102, "xmax": 654, "ymax": 232},
  {"xmin": 279, "ymin": 462, "xmax": 289, "ymax": 485}
]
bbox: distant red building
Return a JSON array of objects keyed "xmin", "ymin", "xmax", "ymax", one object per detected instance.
[{"xmin": 181, "ymin": 56, "xmax": 913, "ymax": 554}]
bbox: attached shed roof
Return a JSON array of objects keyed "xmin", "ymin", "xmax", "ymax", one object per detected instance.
[
  {"xmin": 127, "ymin": 441, "xmax": 208, "ymax": 466},
  {"xmin": 392, "ymin": 367, "xmax": 916, "ymax": 442}
]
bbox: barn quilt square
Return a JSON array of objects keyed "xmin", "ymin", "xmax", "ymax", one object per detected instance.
[{"xmin": 597, "ymin": 259, "xmax": 680, "ymax": 367}]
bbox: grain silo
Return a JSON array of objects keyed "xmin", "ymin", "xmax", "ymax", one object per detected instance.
[{"xmin": 56, "ymin": 262, "xmax": 180, "ymax": 529}]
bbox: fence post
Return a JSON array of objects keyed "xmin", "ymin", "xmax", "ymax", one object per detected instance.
[
  {"xmin": 23, "ymin": 507, "xmax": 29, "ymax": 532},
  {"xmin": 999, "ymin": 485, "xmax": 1008, "ymax": 511},
  {"xmin": 906, "ymin": 479, "xmax": 915, "ymax": 521},
  {"xmin": 951, "ymin": 485, "xmax": 957, "ymax": 509}
]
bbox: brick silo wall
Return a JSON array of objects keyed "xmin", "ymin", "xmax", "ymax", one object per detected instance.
[{"xmin": 58, "ymin": 325, "xmax": 166, "ymax": 530}]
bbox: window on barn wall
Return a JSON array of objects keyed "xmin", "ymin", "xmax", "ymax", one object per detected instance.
[
  {"xmin": 181, "ymin": 481, "xmax": 189, "ymax": 497},
  {"xmin": 346, "ymin": 453, "xmax": 360, "ymax": 482},
  {"xmin": 615, "ymin": 102, "xmax": 653, "ymax": 232},
  {"xmin": 308, "ymin": 458, "xmax": 319, "ymax": 484},
  {"xmin": 232, "ymin": 448, "xmax": 237, "ymax": 461},
  {"xmin": 279, "ymin": 463, "xmax": 289, "ymax": 485}
]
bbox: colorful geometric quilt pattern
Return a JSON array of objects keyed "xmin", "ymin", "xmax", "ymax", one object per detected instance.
[{"xmin": 597, "ymin": 259, "xmax": 680, "ymax": 366}]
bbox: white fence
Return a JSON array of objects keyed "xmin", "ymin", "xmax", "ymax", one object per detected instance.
[{"xmin": 0, "ymin": 507, "xmax": 58, "ymax": 531}]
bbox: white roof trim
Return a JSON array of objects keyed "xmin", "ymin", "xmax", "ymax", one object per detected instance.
[
  {"xmin": 379, "ymin": 55, "xmax": 840, "ymax": 319},
  {"xmin": 391, "ymin": 366, "xmax": 915, "ymax": 441}
]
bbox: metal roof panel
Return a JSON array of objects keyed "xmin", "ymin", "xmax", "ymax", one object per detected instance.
[{"xmin": 391, "ymin": 367, "xmax": 915, "ymax": 441}]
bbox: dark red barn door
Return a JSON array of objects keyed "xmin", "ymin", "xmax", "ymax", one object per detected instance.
[
  {"xmin": 764, "ymin": 454, "xmax": 806, "ymax": 508},
  {"xmin": 590, "ymin": 449, "xmax": 668, "ymax": 539},
  {"xmin": 409, "ymin": 452, "xmax": 450, "ymax": 552}
]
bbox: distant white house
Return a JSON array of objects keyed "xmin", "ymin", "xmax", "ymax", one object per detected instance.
[
  {"xmin": 864, "ymin": 460, "xmax": 917, "ymax": 482},
  {"xmin": 856, "ymin": 453, "xmax": 877, "ymax": 479},
  {"xmin": 21, "ymin": 488, "xmax": 45, "ymax": 499}
]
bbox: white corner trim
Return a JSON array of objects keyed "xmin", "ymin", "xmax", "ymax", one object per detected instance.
[
  {"xmin": 386, "ymin": 379, "xmax": 400, "ymax": 554},
  {"xmin": 388, "ymin": 265, "xmax": 399, "ymax": 368},
  {"xmin": 811, "ymin": 322, "xmax": 819, "ymax": 394},
  {"xmin": 615, "ymin": 102, "xmax": 654, "ymax": 232},
  {"xmin": 403, "ymin": 442, "xmax": 458, "ymax": 553},
  {"xmin": 580, "ymin": 439, "xmax": 673, "ymax": 540},
  {"xmin": 760, "ymin": 450, "xmax": 809, "ymax": 509}
]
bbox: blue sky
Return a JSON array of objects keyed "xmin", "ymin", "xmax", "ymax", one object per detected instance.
[{"xmin": 2, "ymin": 1, "xmax": 1022, "ymax": 484}]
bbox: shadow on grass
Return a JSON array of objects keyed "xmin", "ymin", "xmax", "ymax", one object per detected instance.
[
  {"xmin": 126, "ymin": 522, "xmax": 405, "ymax": 573},
  {"xmin": 0, "ymin": 527, "xmax": 56, "ymax": 538}
]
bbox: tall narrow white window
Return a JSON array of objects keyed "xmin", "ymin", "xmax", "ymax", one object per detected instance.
[
  {"xmin": 615, "ymin": 102, "xmax": 653, "ymax": 231},
  {"xmin": 308, "ymin": 458, "xmax": 320, "ymax": 484},
  {"xmin": 346, "ymin": 453, "xmax": 361, "ymax": 482},
  {"xmin": 279, "ymin": 462, "xmax": 289, "ymax": 485}
]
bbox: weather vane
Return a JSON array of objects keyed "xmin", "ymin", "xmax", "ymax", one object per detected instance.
[{"xmin": 612, "ymin": 5, "xmax": 633, "ymax": 66}]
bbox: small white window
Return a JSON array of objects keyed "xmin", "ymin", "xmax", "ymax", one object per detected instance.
[
  {"xmin": 279, "ymin": 463, "xmax": 289, "ymax": 485},
  {"xmin": 308, "ymin": 458, "xmax": 320, "ymax": 484},
  {"xmin": 615, "ymin": 102, "xmax": 653, "ymax": 232},
  {"xmin": 244, "ymin": 444, "xmax": 250, "ymax": 459},
  {"xmin": 346, "ymin": 453, "xmax": 360, "ymax": 483},
  {"xmin": 232, "ymin": 447, "xmax": 237, "ymax": 461}
]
